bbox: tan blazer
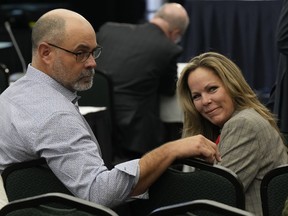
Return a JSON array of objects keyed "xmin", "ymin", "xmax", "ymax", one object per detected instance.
[{"xmin": 217, "ymin": 108, "xmax": 288, "ymax": 216}]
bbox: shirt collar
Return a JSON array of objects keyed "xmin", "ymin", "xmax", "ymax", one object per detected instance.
[{"xmin": 26, "ymin": 64, "xmax": 78, "ymax": 104}]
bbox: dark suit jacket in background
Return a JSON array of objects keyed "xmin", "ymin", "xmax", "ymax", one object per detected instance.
[
  {"xmin": 268, "ymin": 0, "xmax": 288, "ymax": 133},
  {"xmin": 96, "ymin": 22, "xmax": 182, "ymax": 157}
]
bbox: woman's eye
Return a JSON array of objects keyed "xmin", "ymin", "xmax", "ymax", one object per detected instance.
[
  {"xmin": 192, "ymin": 94, "xmax": 200, "ymax": 100},
  {"xmin": 209, "ymin": 86, "xmax": 218, "ymax": 92}
]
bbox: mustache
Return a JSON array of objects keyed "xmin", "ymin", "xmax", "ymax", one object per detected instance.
[{"xmin": 81, "ymin": 69, "xmax": 95, "ymax": 77}]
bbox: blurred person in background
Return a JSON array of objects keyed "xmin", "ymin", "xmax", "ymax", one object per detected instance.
[
  {"xmin": 96, "ymin": 3, "xmax": 190, "ymax": 161},
  {"xmin": 267, "ymin": 0, "xmax": 288, "ymax": 145}
]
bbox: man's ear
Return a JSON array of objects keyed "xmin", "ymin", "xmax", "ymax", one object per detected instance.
[
  {"xmin": 38, "ymin": 42, "xmax": 53, "ymax": 63},
  {"xmin": 172, "ymin": 29, "xmax": 182, "ymax": 44}
]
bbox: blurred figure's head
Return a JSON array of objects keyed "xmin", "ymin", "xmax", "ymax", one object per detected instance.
[{"xmin": 150, "ymin": 3, "xmax": 190, "ymax": 44}]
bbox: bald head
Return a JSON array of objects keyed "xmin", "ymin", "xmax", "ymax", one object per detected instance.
[
  {"xmin": 31, "ymin": 9, "xmax": 95, "ymax": 54},
  {"xmin": 152, "ymin": 3, "xmax": 189, "ymax": 35}
]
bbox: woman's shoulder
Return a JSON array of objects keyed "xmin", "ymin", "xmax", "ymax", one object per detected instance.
[
  {"xmin": 226, "ymin": 108, "xmax": 267, "ymax": 128},
  {"xmin": 221, "ymin": 109, "xmax": 272, "ymax": 140},
  {"xmin": 232, "ymin": 108, "xmax": 262, "ymax": 120}
]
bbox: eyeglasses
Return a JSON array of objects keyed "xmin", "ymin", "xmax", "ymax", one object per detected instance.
[{"xmin": 47, "ymin": 43, "xmax": 102, "ymax": 63}]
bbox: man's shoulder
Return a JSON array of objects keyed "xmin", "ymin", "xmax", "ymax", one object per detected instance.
[
  {"xmin": 100, "ymin": 22, "xmax": 138, "ymax": 31},
  {"xmin": 5, "ymin": 79, "xmax": 75, "ymax": 115}
]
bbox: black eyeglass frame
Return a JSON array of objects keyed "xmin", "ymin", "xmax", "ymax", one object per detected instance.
[{"xmin": 47, "ymin": 43, "xmax": 102, "ymax": 62}]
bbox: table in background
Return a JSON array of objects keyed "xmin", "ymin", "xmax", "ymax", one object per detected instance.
[{"xmin": 160, "ymin": 63, "xmax": 186, "ymax": 123}]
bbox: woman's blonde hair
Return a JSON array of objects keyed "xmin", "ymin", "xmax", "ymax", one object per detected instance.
[{"xmin": 177, "ymin": 52, "xmax": 280, "ymax": 141}]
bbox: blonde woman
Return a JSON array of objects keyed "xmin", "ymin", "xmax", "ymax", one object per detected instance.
[{"xmin": 177, "ymin": 52, "xmax": 288, "ymax": 215}]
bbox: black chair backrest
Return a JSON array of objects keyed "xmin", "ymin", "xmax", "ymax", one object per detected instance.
[
  {"xmin": 2, "ymin": 158, "xmax": 73, "ymax": 202},
  {"xmin": 78, "ymin": 69, "xmax": 113, "ymax": 110},
  {"xmin": 148, "ymin": 199, "xmax": 255, "ymax": 216},
  {"xmin": 260, "ymin": 164, "xmax": 288, "ymax": 216},
  {"xmin": 0, "ymin": 192, "xmax": 119, "ymax": 216},
  {"xmin": 129, "ymin": 158, "xmax": 245, "ymax": 216}
]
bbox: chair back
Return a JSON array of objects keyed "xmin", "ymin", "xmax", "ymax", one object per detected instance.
[
  {"xmin": 260, "ymin": 164, "xmax": 288, "ymax": 216},
  {"xmin": 2, "ymin": 158, "xmax": 73, "ymax": 202},
  {"xmin": 129, "ymin": 158, "xmax": 245, "ymax": 216},
  {"xmin": 148, "ymin": 199, "xmax": 255, "ymax": 216},
  {"xmin": 0, "ymin": 192, "xmax": 119, "ymax": 216},
  {"xmin": 78, "ymin": 69, "xmax": 113, "ymax": 110}
]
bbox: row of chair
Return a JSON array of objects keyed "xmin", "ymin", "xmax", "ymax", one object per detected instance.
[
  {"xmin": 1, "ymin": 156, "xmax": 288, "ymax": 215},
  {"xmin": 0, "ymin": 157, "xmax": 249, "ymax": 215},
  {"xmin": 0, "ymin": 193, "xmax": 254, "ymax": 216}
]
